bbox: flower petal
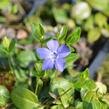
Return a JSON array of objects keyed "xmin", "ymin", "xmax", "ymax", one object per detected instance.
[
  {"xmin": 42, "ymin": 59, "xmax": 54, "ymax": 70},
  {"xmin": 58, "ymin": 44, "xmax": 70, "ymax": 58},
  {"xmin": 36, "ymin": 48, "xmax": 51, "ymax": 59},
  {"xmin": 55, "ymin": 58, "xmax": 65, "ymax": 72},
  {"xmin": 47, "ymin": 40, "xmax": 59, "ymax": 52}
]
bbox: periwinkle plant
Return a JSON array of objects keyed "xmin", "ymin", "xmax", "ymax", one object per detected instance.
[{"xmin": 1, "ymin": 24, "xmax": 109, "ymax": 109}]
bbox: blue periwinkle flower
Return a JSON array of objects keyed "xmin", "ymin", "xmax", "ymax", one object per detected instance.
[{"xmin": 37, "ymin": 40, "xmax": 70, "ymax": 72}]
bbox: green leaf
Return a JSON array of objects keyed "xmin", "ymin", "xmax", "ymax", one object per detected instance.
[
  {"xmin": 2, "ymin": 36, "xmax": 11, "ymax": 49},
  {"xmin": 58, "ymin": 26, "xmax": 68, "ymax": 41},
  {"xmin": 50, "ymin": 78, "xmax": 74, "ymax": 107},
  {"xmin": 94, "ymin": 13, "xmax": 107, "ymax": 28},
  {"xmin": 0, "ymin": 37, "xmax": 15, "ymax": 56},
  {"xmin": 83, "ymin": 101, "xmax": 92, "ymax": 109},
  {"xmin": 84, "ymin": 16, "xmax": 94, "ymax": 31},
  {"xmin": 82, "ymin": 91, "xmax": 107, "ymax": 109},
  {"xmin": 90, "ymin": 97, "xmax": 108, "ymax": 109},
  {"xmin": 53, "ymin": 7, "xmax": 68, "ymax": 23},
  {"xmin": 82, "ymin": 91, "xmax": 95, "ymax": 103},
  {"xmin": 51, "ymin": 78, "xmax": 74, "ymax": 96},
  {"xmin": 65, "ymin": 53, "xmax": 79, "ymax": 68},
  {"xmin": 80, "ymin": 80, "xmax": 96, "ymax": 98},
  {"xmin": 74, "ymin": 69, "xmax": 96, "ymax": 90},
  {"xmin": 66, "ymin": 53, "xmax": 79, "ymax": 63},
  {"xmin": 91, "ymin": 99, "xmax": 101, "ymax": 109},
  {"xmin": 66, "ymin": 27, "xmax": 81, "ymax": 45},
  {"xmin": 80, "ymin": 69, "xmax": 89, "ymax": 79},
  {"xmin": 36, "ymin": 24, "xmax": 45, "ymax": 39},
  {"xmin": 58, "ymin": 88, "xmax": 73, "ymax": 108},
  {"xmin": 11, "ymin": 86, "xmax": 43, "ymax": 109},
  {"xmin": 31, "ymin": 24, "xmax": 44, "ymax": 41},
  {"xmin": 100, "ymin": 103, "xmax": 108, "ymax": 109},
  {"xmin": 9, "ymin": 39, "xmax": 16, "ymax": 53},
  {"xmin": 75, "ymin": 100, "xmax": 83, "ymax": 109},
  {"xmin": 0, "ymin": 45, "xmax": 8, "ymax": 56},
  {"xmin": 31, "ymin": 23, "xmax": 38, "ymax": 40},
  {"xmin": 17, "ymin": 50, "xmax": 36, "ymax": 67},
  {"xmin": 35, "ymin": 78, "xmax": 43, "ymax": 95},
  {"xmin": 88, "ymin": 28, "xmax": 101, "ymax": 43},
  {"xmin": 35, "ymin": 63, "xmax": 44, "ymax": 77},
  {"xmin": 0, "ymin": 85, "xmax": 10, "ymax": 107},
  {"xmin": 39, "ymin": 24, "xmax": 45, "ymax": 37}
]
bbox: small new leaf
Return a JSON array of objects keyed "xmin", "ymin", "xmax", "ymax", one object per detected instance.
[
  {"xmin": 66, "ymin": 27, "xmax": 81, "ymax": 45},
  {"xmin": 36, "ymin": 24, "xmax": 45, "ymax": 39},
  {"xmin": 39, "ymin": 24, "xmax": 45, "ymax": 36},
  {"xmin": 9, "ymin": 39, "xmax": 16, "ymax": 52},
  {"xmin": 31, "ymin": 24, "xmax": 45, "ymax": 41},
  {"xmin": 2, "ymin": 37, "xmax": 10, "ymax": 49},
  {"xmin": 58, "ymin": 26, "xmax": 68, "ymax": 41}
]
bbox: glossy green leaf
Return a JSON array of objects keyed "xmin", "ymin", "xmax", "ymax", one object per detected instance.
[
  {"xmin": 2, "ymin": 37, "xmax": 11, "ymax": 49},
  {"xmin": 39, "ymin": 24, "xmax": 45, "ymax": 37},
  {"xmin": 82, "ymin": 91, "xmax": 108, "ymax": 109},
  {"xmin": 9, "ymin": 39, "xmax": 16, "ymax": 53},
  {"xmin": 74, "ymin": 69, "xmax": 96, "ymax": 90},
  {"xmin": 66, "ymin": 27, "xmax": 81, "ymax": 45},
  {"xmin": 82, "ymin": 91, "xmax": 95, "ymax": 108},
  {"xmin": 58, "ymin": 26, "xmax": 68, "ymax": 41},
  {"xmin": 58, "ymin": 88, "xmax": 73, "ymax": 108},
  {"xmin": 11, "ymin": 86, "xmax": 43, "ymax": 109},
  {"xmin": 84, "ymin": 96, "xmax": 108, "ymax": 109},
  {"xmin": 80, "ymin": 80, "xmax": 96, "ymax": 97},
  {"xmin": 51, "ymin": 78, "xmax": 74, "ymax": 95},
  {"xmin": 35, "ymin": 24, "xmax": 45, "ymax": 39},
  {"xmin": 31, "ymin": 24, "xmax": 44, "ymax": 41}
]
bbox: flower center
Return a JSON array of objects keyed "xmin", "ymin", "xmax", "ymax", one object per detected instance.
[{"xmin": 48, "ymin": 51, "xmax": 57, "ymax": 62}]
